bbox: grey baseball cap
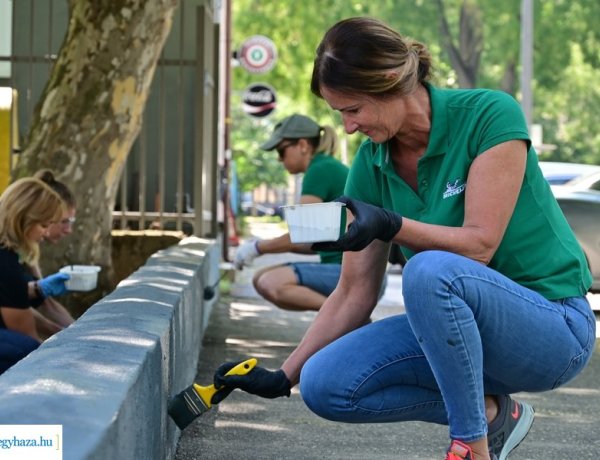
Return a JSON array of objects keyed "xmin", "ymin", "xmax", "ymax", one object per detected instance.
[{"xmin": 260, "ymin": 114, "xmax": 321, "ymax": 151}]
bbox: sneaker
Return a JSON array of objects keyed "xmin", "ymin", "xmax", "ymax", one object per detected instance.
[
  {"xmin": 445, "ymin": 440, "xmax": 498, "ymax": 460},
  {"xmin": 446, "ymin": 440, "xmax": 473, "ymax": 460},
  {"xmin": 487, "ymin": 395, "xmax": 535, "ymax": 460}
]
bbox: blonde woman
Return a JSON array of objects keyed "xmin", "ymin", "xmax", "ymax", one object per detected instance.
[{"xmin": 0, "ymin": 178, "xmax": 70, "ymax": 374}]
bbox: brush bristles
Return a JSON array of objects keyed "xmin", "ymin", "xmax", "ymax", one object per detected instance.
[{"xmin": 168, "ymin": 386, "xmax": 209, "ymax": 430}]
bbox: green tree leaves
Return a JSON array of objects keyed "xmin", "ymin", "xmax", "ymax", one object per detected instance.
[{"xmin": 231, "ymin": 0, "xmax": 600, "ymax": 195}]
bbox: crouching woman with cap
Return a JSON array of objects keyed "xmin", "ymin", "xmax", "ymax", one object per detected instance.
[{"xmin": 233, "ymin": 113, "xmax": 351, "ymax": 311}]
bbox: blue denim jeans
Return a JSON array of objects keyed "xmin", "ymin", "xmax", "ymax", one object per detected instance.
[
  {"xmin": 300, "ymin": 251, "xmax": 596, "ymax": 442},
  {"xmin": 289, "ymin": 262, "xmax": 388, "ymax": 299},
  {"xmin": 289, "ymin": 263, "xmax": 341, "ymax": 297},
  {"xmin": 0, "ymin": 328, "xmax": 40, "ymax": 375}
]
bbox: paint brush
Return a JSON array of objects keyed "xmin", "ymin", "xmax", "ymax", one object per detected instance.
[
  {"xmin": 168, "ymin": 357, "xmax": 257, "ymax": 430},
  {"xmin": 203, "ymin": 262, "xmax": 235, "ymax": 300}
]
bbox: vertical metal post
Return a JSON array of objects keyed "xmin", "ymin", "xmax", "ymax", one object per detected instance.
[
  {"xmin": 193, "ymin": 2, "xmax": 213, "ymax": 237},
  {"xmin": 119, "ymin": 163, "xmax": 128, "ymax": 228},
  {"xmin": 138, "ymin": 115, "xmax": 147, "ymax": 230},
  {"xmin": 210, "ymin": 23, "xmax": 220, "ymax": 238},
  {"xmin": 202, "ymin": 5, "xmax": 215, "ymax": 237},
  {"xmin": 27, "ymin": 0, "xmax": 34, "ymax": 120},
  {"xmin": 157, "ymin": 53, "xmax": 166, "ymax": 225},
  {"xmin": 221, "ymin": 0, "xmax": 232, "ymax": 259},
  {"xmin": 48, "ymin": 0, "xmax": 53, "ymax": 74},
  {"xmin": 9, "ymin": 1, "xmax": 17, "ymax": 177},
  {"xmin": 176, "ymin": 3, "xmax": 185, "ymax": 232},
  {"xmin": 520, "ymin": 0, "xmax": 533, "ymax": 127}
]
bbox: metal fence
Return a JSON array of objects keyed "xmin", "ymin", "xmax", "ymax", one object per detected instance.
[{"xmin": 0, "ymin": 0, "xmax": 225, "ymax": 239}]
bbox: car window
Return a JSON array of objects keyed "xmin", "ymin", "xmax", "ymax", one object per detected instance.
[{"xmin": 545, "ymin": 176, "xmax": 576, "ymax": 185}]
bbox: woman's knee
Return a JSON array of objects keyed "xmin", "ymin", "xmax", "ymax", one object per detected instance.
[
  {"xmin": 402, "ymin": 251, "xmax": 466, "ymax": 308},
  {"xmin": 253, "ymin": 266, "xmax": 296, "ymax": 298},
  {"xmin": 404, "ymin": 251, "xmax": 446, "ymax": 279},
  {"xmin": 403, "ymin": 250, "xmax": 465, "ymax": 288},
  {"xmin": 252, "ymin": 272, "xmax": 267, "ymax": 295},
  {"xmin": 300, "ymin": 354, "xmax": 346, "ymax": 422},
  {"xmin": 253, "ymin": 270, "xmax": 278, "ymax": 298}
]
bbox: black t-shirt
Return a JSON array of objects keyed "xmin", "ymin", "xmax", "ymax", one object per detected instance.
[{"xmin": 0, "ymin": 246, "xmax": 37, "ymax": 328}]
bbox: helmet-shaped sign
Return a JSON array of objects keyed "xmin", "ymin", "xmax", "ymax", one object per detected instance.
[
  {"xmin": 242, "ymin": 83, "xmax": 277, "ymax": 118},
  {"xmin": 238, "ymin": 35, "xmax": 277, "ymax": 74}
]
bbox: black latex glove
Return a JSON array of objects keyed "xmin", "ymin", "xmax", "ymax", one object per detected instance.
[
  {"xmin": 211, "ymin": 361, "xmax": 291, "ymax": 404},
  {"xmin": 312, "ymin": 196, "xmax": 402, "ymax": 252}
]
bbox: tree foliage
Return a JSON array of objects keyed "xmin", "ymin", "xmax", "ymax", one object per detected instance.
[
  {"xmin": 231, "ymin": 0, "xmax": 600, "ymax": 195},
  {"xmin": 534, "ymin": 0, "xmax": 600, "ymax": 162}
]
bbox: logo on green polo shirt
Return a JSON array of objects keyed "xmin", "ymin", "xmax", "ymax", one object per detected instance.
[{"xmin": 443, "ymin": 178, "xmax": 466, "ymax": 199}]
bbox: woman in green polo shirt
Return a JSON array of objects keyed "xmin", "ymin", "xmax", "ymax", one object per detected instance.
[
  {"xmin": 233, "ymin": 114, "xmax": 350, "ymax": 311},
  {"xmin": 211, "ymin": 17, "xmax": 595, "ymax": 460}
]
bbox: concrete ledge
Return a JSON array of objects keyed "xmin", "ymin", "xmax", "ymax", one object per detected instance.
[{"xmin": 0, "ymin": 237, "xmax": 221, "ymax": 460}]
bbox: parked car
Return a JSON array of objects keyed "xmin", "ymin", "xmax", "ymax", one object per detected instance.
[
  {"xmin": 539, "ymin": 162, "xmax": 600, "ymax": 293},
  {"xmin": 538, "ymin": 161, "xmax": 600, "ymax": 185},
  {"xmin": 240, "ymin": 201, "xmax": 285, "ymax": 219},
  {"xmin": 559, "ymin": 169, "xmax": 600, "ymax": 193}
]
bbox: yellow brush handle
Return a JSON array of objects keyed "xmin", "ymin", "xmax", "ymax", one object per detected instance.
[{"xmin": 193, "ymin": 358, "xmax": 257, "ymax": 408}]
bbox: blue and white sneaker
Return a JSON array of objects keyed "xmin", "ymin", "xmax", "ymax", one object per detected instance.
[
  {"xmin": 487, "ymin": 395, "xmax": 535, "ymax": 460},
  {"xmin": 445, "ymin": 440, "xmax": 498, "ymax": 460}
]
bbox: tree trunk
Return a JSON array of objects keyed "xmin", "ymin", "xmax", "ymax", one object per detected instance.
[
  {"xmin": 13, "ymin": 0, "xmax": 178, "ymax": 315},
  {"xmin": 500, "ymin": 59, "xmax": 517, "ymax": 95},
  {"xmin": 436, "ymin": 0, "xmax": 483, "ymax": 88}
]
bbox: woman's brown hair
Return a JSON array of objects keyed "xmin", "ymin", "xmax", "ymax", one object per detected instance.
[{"xmin": 311, "ymin": 17, "xmax": 432, "ymax": 100}]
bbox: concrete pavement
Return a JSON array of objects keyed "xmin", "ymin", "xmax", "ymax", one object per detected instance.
[{"xmin": 174, "ymin": 225, "xmax": 600, "ymax": 460}]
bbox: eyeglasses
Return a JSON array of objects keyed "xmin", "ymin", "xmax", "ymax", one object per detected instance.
[
  {"xmin": 276, "ymin": 140, "xmax": 298, "ymax": 159},
  {"xmin": 60, "ymin": 216, "xmax": 76, "ymax": 226}
]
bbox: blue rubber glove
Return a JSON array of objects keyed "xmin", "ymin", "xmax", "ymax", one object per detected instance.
[
  {"xmin": 37, "ymin": 272, "xmax": 70, "ymax": 298},
  {"xmin": 312, "ymin": 196, "xmax": 403, "ymax": 252},
  {"xmin": 211, "ymin": 361, "xmax": 291, "ymax": 404}
]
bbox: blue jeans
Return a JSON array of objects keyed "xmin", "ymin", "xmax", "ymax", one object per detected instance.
[
  {"xmin": 0, "ymin": 328, "xmax": 40, "ymax": 375},
  {"xmin": 289, "ymin": 263, "xmax": 341, "ymax": 297},
  {"xmin": 290, "ymin": 262, "xmax": 388, "ymax": 299},
  {"xmin": 300, "ymin": 251, "xmax": 596, "ymax": 442}
]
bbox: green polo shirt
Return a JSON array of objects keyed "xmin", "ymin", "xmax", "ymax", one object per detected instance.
[
  {"xmin": 345, "ymin": 84, "xmax": 591, "ymax": 299},
  {"xmin": 302, "ymin": 152, "xmax": 349, "ymax": 264}
]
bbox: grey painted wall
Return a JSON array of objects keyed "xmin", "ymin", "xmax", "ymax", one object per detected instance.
[{"xmin": 0, "ymin": 237, "xmax": 220, "ymax": 460}]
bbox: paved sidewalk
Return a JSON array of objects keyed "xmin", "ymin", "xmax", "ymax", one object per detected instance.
[{"xmin": 174, "ymin": 228, "xmax": 600, "ymax": 460}]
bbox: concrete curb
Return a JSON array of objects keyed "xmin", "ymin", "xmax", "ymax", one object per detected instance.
[{"xmin": 0, "ymin": 237, "xmax": 220, "ymax": 460}]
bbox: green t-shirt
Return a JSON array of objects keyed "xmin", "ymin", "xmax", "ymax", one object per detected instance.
[
  {"xmin": 345, "ymin": 84, "xmax": 591, "ymax": 300},
  {"xmin": 302, "ymin": 153, "xmax": 349, "ymax": 264}
]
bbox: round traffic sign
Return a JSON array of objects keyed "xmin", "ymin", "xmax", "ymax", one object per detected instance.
[
  {"xmin": 242, "ymin": 83, "xmax": 277, "ymax": 118},
  {"xmin": 238, "ymin": 35, "xmax": 277, "ymax": 74}
]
